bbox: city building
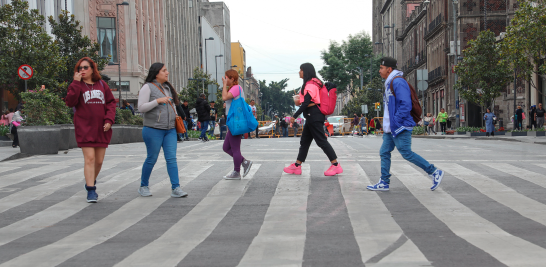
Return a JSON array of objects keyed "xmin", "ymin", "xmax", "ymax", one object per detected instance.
[{"xmin": 231, "ymin": 41, "xmax": 246, "ymax": 78}]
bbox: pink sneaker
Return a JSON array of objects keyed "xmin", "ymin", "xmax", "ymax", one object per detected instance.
[
  {"xmin": 284, "ymin": 163, "xmax": 302, "ymax": 175},
  {"xmin": 324, "ymin": 164, "xmax": 343, "ymax": 176}
]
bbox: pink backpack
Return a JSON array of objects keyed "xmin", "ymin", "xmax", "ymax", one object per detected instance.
[{"xmin": 308, "ymin": 79, "xmax": 337, "ymax": 115}]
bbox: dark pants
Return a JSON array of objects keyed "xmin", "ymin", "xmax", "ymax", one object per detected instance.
[
  {"xmin": 516, "ymin": 119, "xmax": 523, "ymax": 130},
  {"xmin": 297, "ymin": 120, "xmax": 337, "ymax": 162},
  {"xmin": 199, "ymin": 121, "xmax": 209, "ymax": 139},
  {"xmin": 11, "ymin": 126, "xmax": 18, "ymax": 147},
  {"xmin": 440, "ymin": 122, "xmax": 447, "ymax": 133},
  {"xmin": 220, "ymin": 126, "xmax": 227, "ymax": 140},
  {"xmin": 282, "ymin": 127, "xmax": 288, "ymax": 137},
  {"xmin": 255, "ymin": 126, "xmax": 259, "ymax": 138}
]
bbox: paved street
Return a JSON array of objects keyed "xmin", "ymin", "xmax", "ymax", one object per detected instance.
[{"xmin": 0, "ymin": 136, "xmax": 545, "ymax": 266}]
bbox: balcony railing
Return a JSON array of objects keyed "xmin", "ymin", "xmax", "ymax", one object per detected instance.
[
  {"xmin": 425, "ymin": 14, "xmax": 443, "ymax": 36},
  {"xmin": 428, "ymin": 66, "xmax": 445, "ymax": 81}
]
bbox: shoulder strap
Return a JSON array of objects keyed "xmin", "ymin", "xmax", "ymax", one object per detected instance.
[
  {"xmin": 150, "ymin": 83, "xmax": 178, "ymax": 116},
  {"xmin": 389, "ymin": 76, "xmax": 406, "ymax": 98}
]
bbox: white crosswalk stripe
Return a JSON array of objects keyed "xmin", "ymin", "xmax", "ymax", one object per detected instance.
[
  {"xmin": 115, "ymin": 164, "xmax": 262, "ymax": 267},
  {"xmin": 1, "ymin": 158, "xmax": 546, "ymax": 266},
  {"xmin": 0, "ymin": 164, "xmax": 71, "ymax": 189},
  {"xmin": 391, "ymin": 163, "xmax": 546, "ymax": 267},
  {"xmin": 238, "ymin": 164, "xmax": 310, "ymax": 267}
]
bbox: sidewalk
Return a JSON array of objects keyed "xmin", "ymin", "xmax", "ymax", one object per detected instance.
[
  {"xmin": 413, "ymin": 134, "xmax": 546, "ymax": 144},
  {"xmin": 0, "ymin": 146, "xmax": 22, "ymax": 161}
]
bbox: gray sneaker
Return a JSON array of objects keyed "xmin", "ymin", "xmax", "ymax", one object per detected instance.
[
  {"xmin": 138, "ymin": 186, "xmax": 152, "ymax": 197},
  {"xmin": 223, "ymin": 171, "xmax": 241, "ymax": 180},
  {"xmin": 242, "ymin": 160, "xmax": 253, "ymax": 177},
  {"xmin": 171, "ymin": 187, "xmax": 188, "ymax": 198}
]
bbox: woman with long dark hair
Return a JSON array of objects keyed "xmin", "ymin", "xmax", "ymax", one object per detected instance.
[
  {"xmin": 137, "ymin": 62, "xmax": 187, "ymax": 198},
  {"xmin": 65, "ymin": 57, "xmax": 117, "ymax": 203},
  {"xmin": 221, "ymin": 69, "xmax": 253, "ymax": 180},
  {"xmin": 283, "ymin": 63, "xmax": 342, "ymax": 176}
]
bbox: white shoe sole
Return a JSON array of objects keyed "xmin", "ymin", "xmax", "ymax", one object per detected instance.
[
  {"xmin": 171, "ymin": 193, "xmax": 188, "ymax": 198},
  {"xmin": 431, "ymin": 172, "xmax": 444, "ymax": 191},
  {"xmin": 223, "ymin": 177, "xmax": 241, "ymax": 180},
  {"xmin": 86, "ymin": 199, "xmax": 97, "ymax": 203},
  {"xmin": 366, "ymin": 187, "xmax": 389, "ymax": 191}
]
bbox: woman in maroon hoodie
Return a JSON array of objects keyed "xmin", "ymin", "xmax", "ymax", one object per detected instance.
[{"xmin": 65, "ymin": 57, "xmax": 116, "ymax": 203}]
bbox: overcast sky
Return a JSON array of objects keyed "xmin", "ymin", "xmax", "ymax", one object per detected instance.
[{"xmin": 225, "ymin": 0, "xmax": 373, "ymax": 92}]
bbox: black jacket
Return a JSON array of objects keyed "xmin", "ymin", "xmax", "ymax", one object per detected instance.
[
  {"xmin": 182, "ymin": 104, "xmax": 190, "ymax": 120},
  {"xmin": 195, "ymin": 97, "xmax": 211, "ymax": 122},
  {"xmin": 175, "ymin": 104, "xmax": 186, "ymax": 119}
]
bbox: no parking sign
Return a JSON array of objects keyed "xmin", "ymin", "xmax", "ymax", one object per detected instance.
[{"xmin": 18, "ymin": 65, "xmax": 33, "ymax": 80}]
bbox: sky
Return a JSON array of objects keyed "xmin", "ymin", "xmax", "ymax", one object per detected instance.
[{"xmin": 225, "ymin": 0, "xmax": 374, "ymax": 92}]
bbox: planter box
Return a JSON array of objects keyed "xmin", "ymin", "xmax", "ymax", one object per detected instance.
[
  {"xmin": 110, "ymin": 125, "xmax": 124, "ymax": 144},
  {"xmin": 506, "ymin": 132, "xmax": 528, "ymax": 136},
  {"xmin": 135, "ymin": 126, "xmax": 143, "ymax": 142},
  {"xmin": 527, "ymin": 131, "xmax": 545, "ymax": 137},
  {"xmin": 18, "ymin": 125, "xmax": 61, "ymax": 155},
  {"xmin": 466, "ymin": 132, "xmax": 487, "ymax": 137},
  {"xmin": 456, "ymin": 131, "xmax": 466, "ymax": 135},
  {"xmin": 0, "ymin": 136, "xmax": 10, "ymax": 141},
  {"xmin": 68, "ymin": 126, "xmax": 77, "ymax": 149},
  {"xmin": 130, "ymin": 126, "xmax": 139, "ymax": 143},
  {"xmin": 58, "ymin": 124, "xmax": 72, "ymax": 150}
]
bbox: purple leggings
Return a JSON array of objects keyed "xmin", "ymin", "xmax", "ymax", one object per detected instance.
[{"xmin": 223, "ymin": 130, "xmax": 244, "ymax": 172}]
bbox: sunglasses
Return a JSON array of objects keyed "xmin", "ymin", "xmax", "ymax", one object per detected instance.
[{"xmin": 78, "ymin": 66, "xmax": 90, "ymax": 71}]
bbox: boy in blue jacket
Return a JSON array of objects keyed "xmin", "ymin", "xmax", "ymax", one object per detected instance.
[{"xmin": 367, "ymin": 57, "xmax": 444, "ymax": 191}]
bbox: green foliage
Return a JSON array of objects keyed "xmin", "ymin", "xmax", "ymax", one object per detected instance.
[
  {"xmin": 412, "ymin": 126, "xmax": 425, "ymax": 135},
  {"xmin": 186, "ymin": 130, "xmax": 216, "ymax": 140},
  {"xmin": 319, "ymin": 32, "xmax": 379, "ymax": 95},
  {"xmin": 179, "ymin": 68, "xmax": 223, "ymax": 116},
  {"xmin": 499, "ymin": 0, "xmax": 546, "ymax": 91},
  {"xmin": 0, "ymin": 0, "xmax": 64, "ymax": 100},
  {"xmin": 454, "ymin": 30, "xmax": 512, "ymax": 107},
  {"xmin": 48, "ymin": 10, "xmax": 108, "ymax": 97},
  {"xmin": 20, "ymin": 89, "xmax": 72, "ymax": 125},
  {"xmin": 341, "ymin": 76, "xmax": 384, "ymax": 119},
  {"xmin": 456, "ymin": 126, "xmax": 483, "ymax": 132},
  {"xmin": 114, "ymin": 108, "xmax": 143, "ymax": 125},
  {"xmin": 259, "ymin": 79, "xmax": 294, "ymax": 117},
  {"xmin": 0, "ymin": 125, "xmax": 9, "ymax": 136}
]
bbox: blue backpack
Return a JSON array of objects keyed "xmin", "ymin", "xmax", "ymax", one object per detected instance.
[{"xmin": 226, "ymin": 86, "xmax": 258, "ymax": 136}]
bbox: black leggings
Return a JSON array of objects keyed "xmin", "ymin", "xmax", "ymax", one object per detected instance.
[
  {"xmin": 297, "ymin": 120, "xmax": 337, "ymax": 162},
  {"xmin": 11, "ymin": 126, "xmax": 18, "ymax": 147},
  {"xmin": 440, "ymin": 122, "xmax": 447, "ymax": 132}
]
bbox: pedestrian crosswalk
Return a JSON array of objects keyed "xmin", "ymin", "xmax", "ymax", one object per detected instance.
[{"xmin": 1, "ymin": 155, "xmax": 546, "ymax": 266}]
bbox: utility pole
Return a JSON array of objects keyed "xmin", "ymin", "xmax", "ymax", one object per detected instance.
[{"xmin": 453, "ymin": 0, "xmax": 460, "ymax": 128}]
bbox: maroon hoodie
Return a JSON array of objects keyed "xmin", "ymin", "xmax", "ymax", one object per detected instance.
[{"xmin": 65, "ymin": 80, "xmax": 117, "ymax": 147}]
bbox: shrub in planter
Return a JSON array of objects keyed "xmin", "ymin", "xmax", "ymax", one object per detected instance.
[
  {"xmin": 0, "ymin": 125, "xmax": 9, "ymax": 136},
  {"xmin": 411, "ymin": 126, "xmax": 425, "ymax": 135}
]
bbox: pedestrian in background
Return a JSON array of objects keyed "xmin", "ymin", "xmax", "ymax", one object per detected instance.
[
  {"xmin": 515, "ymin": 106, "xmax": 524, "ymax": 130},
  {"xmin": 250, "ymin": 99, "xmax": 259, "ymax": 139},
  {"xmin": 209, "ymin": 101, "xmax": 217, "ymax": 137},
  {"xmin": 196, "ymin": 93, "xmax": 211, "ymax": 142},
  {"xmin": 0, "ymin": 110, "xmax": 8, "ymax": 126},
  {"xmin": 360, "ymin": 114, "xmax": 367, "ymax": 136},
  {"xmin": 293, "ymin": 119, "xmax": 299, "ymax": 137},
  {"xmin": 175, "ymin": 101, "xmax": 187, "ymax": 142},
  {"xmin": 536, "ymin": 103, "xmax": 545, "ymax": 129},
  {"xmin": 121, "ymin": 100, "xmax": 135, "ymax": 115},
  {"xmin": 529, "ymin": 105, "xmax": 537, "ymax": 129},
  {"xmin": 274, "ymin": 114, "xmax": 280, "ymax": 137},
  {"xmin": 436, "ymin": 108, "xmax": 448, "ymax": 135},
  {"xmin": 424, "ymin": 113, "xmax": 436, "ymax": 135},
  {"xmin": 281, "ymin": 115, "xmax": 289, "ymax": 137},
  {"xmin": 137, "ymin": 62, "xmax": 188, "ymax": 198},
  {"xmin": 65, "ymin": 57, "xmax": 117, "ymax": 203},
  {"xmin": 221, "ymin": 69, "xmax": 253, "ymax": 180},
  {"xmin": 367, "ymin": 57, "xmax": 443, "ymax": 191},
  {"xmin": 10, "ymin": 108, "xmax": 23, "ymax": 148},
  {"xmin": 219, "ymin": 114, "xmax": 227, "ymax": 140},
  {"xmin": 484, "ymin": 108, "xmax": 497, "ymax": 137},
  {"xmin": 181, "ymin": 100, "xmax": 190, "ymax": 141},
  {"xmin": 283, "ymin": 63, "xmax": 342, "ymax": 176}
]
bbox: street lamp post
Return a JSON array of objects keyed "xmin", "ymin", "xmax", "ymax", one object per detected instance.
[
  {"xmin": 215, "ymin": 54, "xmax": 223, "ymax": 83},
  {"xmin": 204, "ymin": 37, "xmax": 214, "ymax": 74},
  {"xmin": 115, "ymin": 1, "xmax": 129, "ymax": 108},
  {"xmin": 188, "ymin": 78, "xmax": 206, "ymax": 94},
  {"xmin": 383, "ymin": 24, "xmax": 395, "ymax": 57},
  {"xmin": 452, "ymin": 0, "xmax": 460, "ymax": 128},
  {"xmin": 375, "ymin": 42, "xmax": 384, "ymax": 55}
]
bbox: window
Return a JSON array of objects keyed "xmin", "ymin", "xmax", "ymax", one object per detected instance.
[
  {"xmin": 97, "ymin": 17, "xmax": 117, "ymax": 62},
  {"xmin": 108, "ymin": 81, "xmax": 130, "ymax": 92},
  {"xmin": 188, "ymin": 0, "xmax": 193, "ymax": 8}
]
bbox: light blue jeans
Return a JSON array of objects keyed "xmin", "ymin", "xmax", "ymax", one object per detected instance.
[
  {"xmin": 208, "ymin": 120, "xmax": 215, "ymax": 136},
  {"xmin": 141, "ymin": 127, "xmax": 179, "ymax": 189},
  {"xmin": 380, "ymin": 131, "xmax": 436, "ymax": 184}
]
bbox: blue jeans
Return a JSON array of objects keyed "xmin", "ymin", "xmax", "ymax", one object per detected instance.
[
  {"xmin": 220, "ymin": 125, "xmax": 227, "ymax": 140},
  {"xmin": 181, "ymin": 120, "xmax": 188, "ymax": 139},
  {"xmin": 141, "ymin": 127, "xmax": 179, "ymax": 189},
  {"xmin": 380, "ymin": 131, "xmax": 436, "ymax": 184},
  {"xmin": 282, "ymin": 127, "xmax": 288, "ymax": 137},
  {"xmin": 208, "ymin": 120, "xmax": 215, "ymax": 136},
  {"xmin": 199, "ymin": 120, "xmax": 209, "ymax": 139}
]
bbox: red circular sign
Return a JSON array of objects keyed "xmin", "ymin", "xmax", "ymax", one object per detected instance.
[{"xmin": 18, "ymin": 64, "xmax": 34, "ymax": 80}]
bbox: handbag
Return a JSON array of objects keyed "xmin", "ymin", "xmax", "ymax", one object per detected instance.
[
  {"xmin": 226, "ymin": 86, "xmax": 258, "ymax": 136},
  {"xmin": 150, "ymin": 83, "xmax": 186, "ymax": 134}
]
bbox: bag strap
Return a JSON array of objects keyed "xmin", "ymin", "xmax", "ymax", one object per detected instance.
[
  {"xmin": 389, "ymin": 76, "xmax": 406, "ymax": 98},
  {"xmin": 150, "ymin": 82, "xmax": 178, "ymax": 116}
]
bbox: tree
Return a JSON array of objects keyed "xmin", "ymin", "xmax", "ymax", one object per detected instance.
[
  {"xmin": 179, "ymin": 67, "xmax": 223, "ymax": 115},
  {"xmin": 341, "ymin": 76, "xmax": 384, "ymax": 119},
  {"xmin": 319, "ymin": 32, "xmax": 377, "ymax": 95},
  {"xmin": 454, "ymin": 30, "xmax": 511, "ymax": 108},
  {"xmin": 258, "ymin": 79, "xmax": 294, "ymax": 117},
  {"xmin": 48, "ymin": 10, "xmax": 108, "ymax": 96},
  {"xmin": 0, "ymin": 0, "xmax": 63, "ymax": 100},
  {"xmin": 499, "ymin": 0, "xmax": 546, "ymax": 92}
]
